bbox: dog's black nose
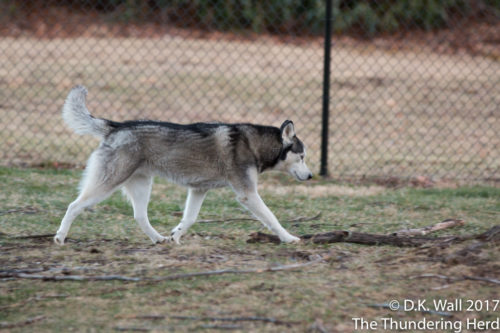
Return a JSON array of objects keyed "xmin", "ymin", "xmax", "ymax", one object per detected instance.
[{"xmin": 307, "ymin": 173, "xmax": 313, "ymax": 180}]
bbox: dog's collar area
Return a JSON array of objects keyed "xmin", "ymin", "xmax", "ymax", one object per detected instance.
[
  {"xmin": 279, "ymin": 144, "xmax": 293, "ymax": 161},
  {"xmin": 257, "ymin": 143, "xmax": 290, "ymax": 173}
]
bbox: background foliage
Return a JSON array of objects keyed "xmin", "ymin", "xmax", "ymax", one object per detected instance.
[{"xmin": 3, "ymin": 0, "xmax": 500, "ymax": 36}]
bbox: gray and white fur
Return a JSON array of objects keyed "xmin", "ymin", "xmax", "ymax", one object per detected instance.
[{"xmin": 54, "ymin": 85, "xmax": 313, "ymax": 245}]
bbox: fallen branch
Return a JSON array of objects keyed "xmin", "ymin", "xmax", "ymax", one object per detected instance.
[
  {"xmin": 302, "ymin": 231, "xmax": 444, "ymax": 247},
  {"xmin": 0, "ymin": 315, "xmax": 45, "ymax": 329},
  {"xmin": 13, "ymin": 273, "xmax": 141, "ymax": 282},
  {"xmin": 391, "ymin": 219, "xmax": 465, "ymax": 236},
  {"xmin": 247, "ymin": 232, "xmax": 281, "ymax": 244},
  {"xmin": 475, "ymin": 225, "xmax": 500, "ymax": 242},
  {"xmin": 287, "ymin": 212, "xmax": 322, "ymax": 223},
  {"xmin": 367, "ymin": 303, "xmax": 452, "ymax": 317},
  {"xmin": 116, "ymin": 314, "xmax": 165, "ymax": 320},
  {"xmin": 248, "ymin": 221, "xmax": 500, "ymax": 248},
  {"xmin": 198, "ymin": 324, "xmax": 242, "ymax": 330},
  {"xmin": 153, "ymin": 258, "xmax": 323, "ymax": 281},
  {"xmin": 410, "ymin": 274, "xmax": 500, "ymax": 285},
  {"xmin": 117, "ymin": 314, "xmax": 297, "ymax": 326},
  {"xmin": 5, "ymin": 257, "xmax": 323, "ymax": 283},
  {"xmin": 463, "ymin": 275, "xmax": 500, "ymax": 285},
  {"xmin": 248, "ymin": 230, "xmax": 448, "ymax": 247},
  {"xmin": 112, "ymin": 327, "xmax": 149, "ymax": 332},
  {"xmin": 171, "ymin": 315, "xmax": 297, "ymax": 326},
  {"xmin": 0, "ymin": 206, "xmax": 39, "ymax": 216},
  {"xmin": 439, "ymin": 225, "xmax": 500, "ymax": 261},
  {"xmin": 0, "ymin": 268, "xmax": 45, "ymax": 276},
  {"xmin": 410, "ymin": 273, "xmax": 457, "ymax": 281},
  {"xmin": 13, "ymin": 233, "xmax": 55, "ymax": 239}
]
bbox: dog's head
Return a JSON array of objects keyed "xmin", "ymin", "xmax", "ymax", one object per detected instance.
[{"xmin": 275, "ymin": 120, "xmax": 313, "ymax": 181}]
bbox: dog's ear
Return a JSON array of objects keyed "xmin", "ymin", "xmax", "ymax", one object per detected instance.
[{"xmin": 280, "ymin": 120, "xmax": 295, "ymax": 145}]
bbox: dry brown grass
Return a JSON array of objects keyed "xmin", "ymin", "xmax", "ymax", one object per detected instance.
[
  {"xmin": 262, "ymin": 183, "xmax": 386, "ymax": 198},
  {"xmin": 2, "ymin": 233, "xmax": 499, "ymax": 332},
  {"xmin": 0, "ymin": 167, "xmax": 499, "ymax": 331}
]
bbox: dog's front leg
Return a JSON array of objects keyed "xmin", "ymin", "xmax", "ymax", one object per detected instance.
[{"xmin": 235, "ymin": 190, "xmax": 300, "ymax": 243}]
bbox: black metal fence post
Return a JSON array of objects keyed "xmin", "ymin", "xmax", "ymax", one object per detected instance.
[{"xmin": 320, "ymin": 0, "xmax": 333, "ymax": 177}]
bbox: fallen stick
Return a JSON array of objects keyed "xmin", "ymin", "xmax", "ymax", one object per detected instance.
[
  {"xmin": 463, "ymin": 275, "xmax": 500, "ymax": 285},
  {"xmin": 248, "ymin": 221, "xmax": 498, "ymax": 248},
  {"xmin": 302, "ymin": 231, "xmax": 444, "ymax": 247},
  {"xmin": 5, "ymin": 257, "xmax": 323, "ymax": 283},
  {"xmin": 198, "ymin": 324, "xmax": 242, "ymax": 330},
  {"xmin": 287, "ymin": 212, "xmax": 322, "ymax": 223},
  {"xmin": 112, "ymin": 327, "xmax": 149, "ymax": 332},
  {"xmin": 0, "ymin": 206, "xmax": 39, "ymax": 216},
  {"xmin": 367, "ymin": 303, "xmax": 452, "ymax": 317},
  {"xmin": 248, "ymin": 230, "xmax": 448, "ymax": 247},
  {"xmin": 391, "ymin": 219, "xmax": 465, "ymax": 236},
  {"xmin": 410, "ymin": 273, "xmax": 456, "ymax": 281},
  {"xmin": 475, "ymin": 225, "xmax": 500, "ymax": 242},
  {"xmin": 0, "ymin": 268, "xmax": 45, "ymax": 276},
  {"xmin": 116, "ymin": 314, "xmax": 166, "ymax": 320},
  {"xmin": 14, "ymin": 273, "xmax": 142, "ymax": 282},
  {"xmin": 247, "ymin": 232, "xmax": 281, "ymax": 244},
  {"xmin": 13, "ymin": 233, "xmax": 55, "ymax": 239},
  {"xmin": 171, "ymin": 315, "xmax": 297, "ymax": 326},
  {"xmin": 411, "ymin": 274, "xmax": 500, "ymax": 286},
  {"xmin": 117, "ymin": 314, "xmax": 297, "ymax": 326},
  {"xmin": 0, "ymin": 315, "xmax": 45, "ymax": 329},
  {"xmin": 153, "ymin": 258, "xmax": 323, "ymax": 281}
]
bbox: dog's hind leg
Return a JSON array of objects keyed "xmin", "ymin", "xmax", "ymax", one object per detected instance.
[
  {"xmin": 54, "ymin": 189, "xmax": 113, "ymax": 245},
  {"xmin": 171, "ymin": 188, "xmax": 207, "ymax": 244},
  {"xmin": 54, "ymin": 151, "xmax": 136, "ymax": 245},
  {"xmin": 54, "ymin": 170, "xmax": 118, "ymax": 245},
  {"xmin": 122, "ymin": 174, "xmax": 166, "ymax": 244}
]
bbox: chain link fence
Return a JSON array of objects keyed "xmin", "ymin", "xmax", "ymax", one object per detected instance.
[{"xmin": 1, "ymin": 0, "xmax": 499, "ymax": 182}]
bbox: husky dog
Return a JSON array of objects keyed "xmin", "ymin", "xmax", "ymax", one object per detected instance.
[{"xmin": 54, "ymin": 86, "xmax": 312, "ymax": 245}]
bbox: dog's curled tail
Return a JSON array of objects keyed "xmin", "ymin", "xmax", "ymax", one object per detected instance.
[{"xmin": 62, "ymin": 85, "xmax": 110, "ymax": 138}]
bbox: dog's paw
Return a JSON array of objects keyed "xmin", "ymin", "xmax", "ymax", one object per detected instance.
[
  {"xmin": 54, "ymin": 233, "xmax": 66, "ymax": 245},
  {"xmin": 171, "ymin": 231, "xmax": 183, "ymax": 245},
  {"xmin": 170, "ymin": 225, "xmax": 185, "ymax": 245},
  {"xmin": 280, "ymin": 235, "xmax": 301, "ymax": 243},
  {"xmin": 153, "ymin": 235, "xmax": 169, "ymax": 244}
]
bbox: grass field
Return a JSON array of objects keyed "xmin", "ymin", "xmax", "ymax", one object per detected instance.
[
  {"xmin": 0, "ymin": 36, "xmax": 499, "ymax": 180},
  {"xmin": 0, "ymin": 166, "xmax": 499, "ymax": 332}
]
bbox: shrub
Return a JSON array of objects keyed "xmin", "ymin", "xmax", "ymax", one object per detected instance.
[
  {"xmin": 111, "ymin": 0, "xmax": 499, "ymax": 35},
  {"xmin": 5, "ymin": 0, "xmax": 500, "ymax": 36}
]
